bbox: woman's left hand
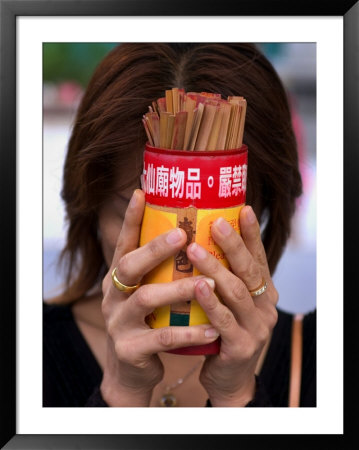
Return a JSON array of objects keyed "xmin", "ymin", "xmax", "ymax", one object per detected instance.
[{"xmin": 187, "ymin": 205, "xmax": 279, "ymax": 407}]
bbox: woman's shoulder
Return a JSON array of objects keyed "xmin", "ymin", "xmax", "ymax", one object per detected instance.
[
  {"xmin": 302, "ymin": 308, "xmax": 316, "ymax": 328},
  {"xmin": 275, "ymin": 307, "xmax": 316, "ymax": 355},
  {"xmin": 270, "ymin": 307, "xmax": 316, "ymax": 373},
  {"xmin": 43, "ymin": 299, "xmax": 73, "ymax": 320},
  {"xmin": 274, "ymin": 307, "xmax": 316, "ymax": 353},
  {"xmin": 261, "ymin": 307, "xmax": 316, "ymax": 406},
  {"xmin": 43, "ymin": 300, "xmax": 81, "ymax": 356},
  {"xmin": 43, "ymin": 299, "xmax": 78, "ymax": 338},
  {"xmin": 43, "ymin": 292, "xmax": 104, "ymax": 327},
  {"xmin": 276, "ymin": 307, "xmax": 316, "ymax": 328},
  {"xmin": 43, "ymin": 298, "xmax": 103, "ymax": 406}
]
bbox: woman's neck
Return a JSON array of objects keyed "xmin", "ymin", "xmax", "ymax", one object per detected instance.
[{"xmin": 71, "ymin": 292, "xmax": 106, "ymax": 330}]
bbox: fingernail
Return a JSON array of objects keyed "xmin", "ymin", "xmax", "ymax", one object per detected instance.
[
  {"xmin": 129, "ymin": 190, "xmax": 138, "ymax": 208},
  {"xmin": 246, "ymin": 206, "xmax": 257, "ymax": 224},
  {"xmin": 205, "ymin": 327, "xmax": 219, "ymax": 338},
  {"xmin": 189, "ymin": 243, "xmax": 207, "ymax": 260},
  {"xmin": 196, "ymin": 277, "xmax": 215, "ymax": 291},
  {"xmin": 197, "ymin": 280, "xmax": 211, "ymax": 297},
  {"xmin": 166, "ymin": 228, "xmax": 183, "ymax": 245},
  {"xmin": 215, "ymin": 217, "xmax": 232, "ymax": 236},
  {"xmin": 203, "ymin": 277, "xmax": 215, "ymax": 290}
]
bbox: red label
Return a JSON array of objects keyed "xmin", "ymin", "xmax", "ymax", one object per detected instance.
[{"xmin": 141, "ymin": 144, "xmax": 248, "ymax": 209}]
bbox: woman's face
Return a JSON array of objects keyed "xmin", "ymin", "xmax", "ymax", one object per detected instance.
[
  {"xmin": 98, "ymin": 184, "xmax": 138, "ymax": 269},
  {"xmin": 97, "ymin": 182, "xmax": 263, "ymax": 271}
]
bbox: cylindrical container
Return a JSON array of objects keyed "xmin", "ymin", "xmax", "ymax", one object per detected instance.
[{"xmin": 139, "ymin": 143, "xmax": 248, "ymax": 354}]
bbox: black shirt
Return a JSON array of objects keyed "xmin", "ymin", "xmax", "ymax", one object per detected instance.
[{"xmin": 43, "ymin": 302, "xmax": 316, "ymax": 407}]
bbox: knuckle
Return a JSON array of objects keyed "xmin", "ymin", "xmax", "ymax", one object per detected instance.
[
  {"xmin": 204, "ymin": 294, "xmax": 219, "ymax": 313},
  {"xmin": 148, "ymin": 238, "xmax": 164, "ymax": 260},
  {"xmin": 176, "ymin": 279, "xmax": 192, "ymax": 300},
  {"xmin": 231, "ymin": 280, "xmax": 248, "ymax": 300},
  {"xmin": 131, "ymin": 358, "xmax": 151, "ymax": 370},
  {"xmin": 220, "ymin": 341, "xmax": 241, "ymax": 362},
  {"xmin": 250, "ymin": 222, "xmax": 261, "ymax": 240},
  {"xmin": 247, "ymin": 263, "xmax": 261, "ymax": 284},
  {"xmin": 114, "ymin": 339, "xmax": 137, "ymax": 366},
  {"xmin": 218, "ymin": 309, "xmax": 233, "ymax": 331},
  {"xmin": 242, "ymin": 342, "xmax": 257, "ymax": 360},
  {"xmin": 232, "ymin": 235, "xmax": 245, "ymax": 255},
  {"xmin": 268, "ymin": 306, "xmax": 278, "ymax": 330},
  {"xmin": 133, "ymin": 285, "xmax": 152, "ymax": 310},
  {"xmin": 271, "ymin": 286, "xmax": 279, "ymax": 305},
  {"xmin": 115, "ymin": 238, "xmax": 126, "ymax": 256},
  {"xmin": 235, "ymin": 333, "xmax": 257, "ymax": 360},
  {"xmin": 117, "ymin": 254, "xmax": 132, "ymax": 279},
  {"xmin": 206, "ymin": 256, "xmax": 219, "ymax": 274},
  {"xmin": 256, "ymin": 251, "xmax": 267, "ymax": 266},
  {"xmin": 184, "ymin": 328, "xmax": 194, "ymax": 343},
  {"xmin": 102, "ymin": 272, "xmax": 111, "ymax": 296},
  {"xmin": 229, "ymin": 342, "xmax": 244, "ymax": 360},
  {"xmin": 106, "ymin": 315, "xmax": 118, "ymax": 338},
  {"xmin": 101, "ymin": 296, "xmax": 111, "ymax": 319},
  {"xmin": 158, "ymin": 327, "xmax": 174, "ymax": 347},
  {"xmin": 255, "ymin": 242, "xmax": 267, "ymax": 266},
  {"xmin": 114, "ymin": 339, "xmax": 127, "ymax": 361},
  {"xmin": 257, "ymin": 325, "xmax": 270, "ymax": 346}
]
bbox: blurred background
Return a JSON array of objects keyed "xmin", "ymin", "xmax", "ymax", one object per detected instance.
[{"xmin": 43, "ymin": 43, "xmax": 316, "ymax": 313}]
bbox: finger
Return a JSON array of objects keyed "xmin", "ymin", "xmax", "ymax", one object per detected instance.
[
  {"xmin": 194, "ymin": 279, "xmax": 241, "ymax": 345},
  {"xmin": 111, "ymin": 189, "xmax": 146, "ymax": 266},
  {"xmin": 187, "ymin": 242, "xmax": 259, "ymax": 326},
  {"xmin": 120, "ymin": 276, "xmax": 216, "ymax": 323},
  {"xmin": 195, "ymin": 277, "xmax": 277, "ymax": 352},
  {"xmin": 115, "ymin": 325, "xmax": 220, "ymax": 362},
  {"xmin": 195, "ymin": 280, "xmax": 276, "ymax": 365},
  {"xmin": 239, "ymin": 206, "xmax": 270, "ymax": 275},
  {"xmin": 238, "ymin": 206, "xmax": 278, "ymax": 306},
  {"xmin": 111, "ymin": 226, "xmax": 187, "ymax": 289},
  {"xmin": 210, "ymin": 216, "xmax": 262, "ymax": 292}
]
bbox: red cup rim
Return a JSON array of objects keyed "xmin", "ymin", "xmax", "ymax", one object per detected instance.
[{"xmin": 145, "ymin": 142, "xmax": 247, "ymax": 157}]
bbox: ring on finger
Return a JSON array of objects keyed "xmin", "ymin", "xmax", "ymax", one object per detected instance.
[
  {"xmin": 249, "ymin": 278, "xmax": 267, "ymax": 297},
  {"xmin": 111, "ymin": 267, "xmax": 140, "ymax": 294}
]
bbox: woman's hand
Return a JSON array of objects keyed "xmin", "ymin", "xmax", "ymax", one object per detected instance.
[
  {"xmin": 187, "ymin": 206, "xmax": 279, "ymax": 407},
  {"xmin": 100, "ymin": 189, "xmax": 219, "ymax": 406}
]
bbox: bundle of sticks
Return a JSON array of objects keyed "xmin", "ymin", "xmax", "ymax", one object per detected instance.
[{"xmin": 142, "ymin": 88, "xmax": 247, "ymax": 151}]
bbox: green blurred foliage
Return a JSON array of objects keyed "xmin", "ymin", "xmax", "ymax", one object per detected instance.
[
  {"xmin": 43, "ymin": 43, "xmax": 118, "ymax": 87},
  {"xmin": 258, "ymin": 43, "xmax": 285, "ymax": 60}
]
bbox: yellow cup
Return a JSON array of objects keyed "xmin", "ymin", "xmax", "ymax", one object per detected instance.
[{"xmin": 140, "ymin": 143, "xmax": 248, "ymax": 354}]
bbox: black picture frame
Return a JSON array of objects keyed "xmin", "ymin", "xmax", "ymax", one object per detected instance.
[{"xmin": 1, "ymin": 0, "xmax": 358, "ymax": 448}]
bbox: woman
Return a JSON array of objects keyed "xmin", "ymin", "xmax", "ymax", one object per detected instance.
[{"xmin": 43, "ymin": 43, "xmax": 316, "ymax": 407}]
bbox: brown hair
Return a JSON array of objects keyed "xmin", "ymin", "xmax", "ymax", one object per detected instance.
[{"xmin": 57, "ymin": 43, "xmax": 302, "ymax": 304}]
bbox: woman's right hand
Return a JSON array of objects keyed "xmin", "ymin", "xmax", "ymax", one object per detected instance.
[{"xmin": 100, "ymin": 189, "xmax": 218, "ymax": 406}]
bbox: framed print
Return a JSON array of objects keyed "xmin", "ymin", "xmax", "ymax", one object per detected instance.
[{"xmin": 1, "ymin": 0, "xmax": 358, "ymax": 448}]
